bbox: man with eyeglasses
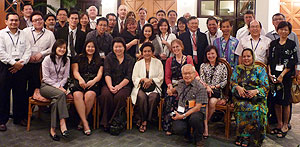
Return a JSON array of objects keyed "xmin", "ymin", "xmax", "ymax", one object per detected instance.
[
  {"xmin": 0, "ymin": 12, "xmax": 31, "ymax": 131},
  {"xmin": 23, "ymin": 11, "xmax": 56, "ymax": 101},
  {"xmin": 55, "ymin": 8, "xmax": 69, "ymax": 30},
  {"xmin": 106, "ymin": 13, "xmax": 118, "ymax": 38},
  {"xmin": 55, "ymin": 11, "xmax": 86, "ymax": 58},
  {"xmin": 86, "ymin": 17, "xmax": 113, "ymax": 58}
]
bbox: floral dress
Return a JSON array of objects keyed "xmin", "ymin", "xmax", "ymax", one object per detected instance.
[{"xmin": 231, "ymin": 64, "xmax": 269, "ymax": 146}]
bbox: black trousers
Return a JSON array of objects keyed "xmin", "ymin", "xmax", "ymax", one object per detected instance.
[
  {"xmin": 172, "ymin": 111, "xmax": 205, "ymax": 142},
  {"xmin": 0, "ymin": 62, "xmax": 28, "ymax": 124},
  {"xmin": 24, "ymin": 62, "xmax": 41, "ymax": 98}
]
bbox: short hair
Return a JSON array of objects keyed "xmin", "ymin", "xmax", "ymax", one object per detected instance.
[
  {"xmin": 244, "ymin": 10, "xmax": 254, "ymax": 16},
  {"xmin": 44, "ymin": 13, "xmax": 56, "ymax": 21},
  {"xmin": 187, "ymin": 16, "xmax": 198, "ymax": 23},
  {"xmin": 177, "ymin": 17, "xmax": 188, "ymax": 32},
  {"xmin": 249, "ymin": 20, "xmax": 262, "ymax": 29},
  {"xmin": 203, "ymin": 45, "xmax": 220, "ymax": 64},
  {"xmin": 220, "ymin": 18, "xmax": 233, "ymax": 27},
  {"xmin": 167, "ymin": 10, "xmax": 177, "ymax": 16},
  {"xmin": 140, "ymin": 24, "xmax": 155, "ymax": 42},
  {"xmin": 21, "ymin": 2, "xmax": 33, "ymax": 11},
  {"xmin": 181, "ymin": 64, "xmax": 196, "ymax": 73},
  {"xmin": 124, "ymin": 18, "xmax": 137, "ymax": 31},
  {"xmin": 126, "ymin": 11, "xmax": 136, "ymax": 19},
  {"xmin": 272, "ymin": 13, "xmax": 286, "ymax": 21},
  {"xmin": 86, "ymin": 5, "xmax": 98, "ymax": 13},
  {"xmin": 138, "ymin": 7, "xmax": 147, "ymax": 13},
  {"xmin": 68, "ymin": 11, "xmax": 80, "ymax": 18},
  {"xmin": 106, "ymin": 13, "xmax": 117, "ymax": 19},
  {"xmin": 206, "ymin": 16, "xmax": 219, "ymax": 25},
  {"xmin": 30, "ymin": 11, "xmax": 43, "ymax": 22},
  {"xmin": 140, "ymin": 42, "xmax": 155, "ymax": 53},
  {"xmin": 148, "ymin": 17, "xmax": 158, "ymax": 23},
  {"xmin": 96, "ymin": 17, "xmax": 108, "ymax": 25},
  {"xmin": 158, "ymin": 18, "xmax": 171, "ymax": 34},
  {"xmin": 276, "ymin": 21, "xmax": 292, "ymax": 34},
  {"xmin": 156, "ymin": 10, "xmax": 166, "ymax": 16},
  {"xmin": 6, "ymin": 12, "xmax": 19, "ymax": 20},
  {"xmin": 56, "ymin": 8, "xmax": 68, "ymax": 16},
  {"xmin": 171, "ymin": 39, "xmax": 185, "ymax": 51},
  {"xmin": 112, "ymin": 37, "xmax": 127, "ymax": 53}
]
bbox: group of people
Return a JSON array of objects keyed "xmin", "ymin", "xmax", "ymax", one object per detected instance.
[{"xmin": 0, "ymin": 3, "xmax": 299, "ymax": 147}]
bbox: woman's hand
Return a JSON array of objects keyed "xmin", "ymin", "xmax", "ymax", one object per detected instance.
[
  {"xmin": 161, "ymin": 40, "xmax": 168, "ymax": 45},
  {"xmin": 160, "ymin": 53, "xmax": 167, "ymax": 60},
  {"xmin": 108, "ymin": 85, "xmax": 118, "ymax": 94},
  {"xmin": 86, "ymin": 79, "xmax": 96, "ymax": 89},
  {"xmin": 167, "ymin": 84, "xmax": 173, "ymax": 90},
  {"xmin": 246, "ymin": 89, "xmax": 259, "ymax": 98},
  {"xmin": 217, "ymin": 99, "xmax": 227, "ymax": 105},
  {"xmin": 58, "ymin": 87, "xmax": 67, "ymax": 94},
  {"xmin": 79, "ymin": 79, "xmax": 86, "ymax": 89},
  {"xmin": 206, "ymin": 86, "xmax": 213, "ymax": 97},
  {"xmin": 142, "ymin": 78, "xmax": 153, "ymax": 89},
  {"xmin": 172, "ymin": 111, "xmax": 184, "ymax": 120},
  {"xmin": 236, "ymin": 86, "xmax": 247, "ymax": 98}
]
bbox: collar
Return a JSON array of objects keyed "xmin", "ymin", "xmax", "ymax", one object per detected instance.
[
  {"xmin": 189, "ymin": 30, "xmax": 197, "ymax": 35},
  {"xmin": 5, "ymin": 26, "xmax": 20, "ymax": 34},
  {"xmin": 220, "ymin": 36, "xmax": 233, "ymax": 41},
  {"xmin": 118, "ymin": 17, "xmax": 125, "ymax": 23},
  {"xmin": 31, "ymin": 27, "xmax": 45, "ymax": 33},
  {"xmin": 89, "ymin": 18, "xmax": 97, "ymax": 22},
  {"xmin": 69, "ymin": 26, "xmax": 77, "ymax": 33},
  {"xmin": 208, "ymin": 31, "xmax": 218, "ymax": 38},
  {"xmin": 271, "ymin": 30, "xmax": 278, "ymax": 35},
  {"xmin": 24, "ymin": 16, "xmax": 30, "ymax": 22},
  {"xmin": 96, "ymin": 31, "xmax": 106, "ymax": 37},
  {"xmin": 248, "ymin": 35, "xmax": 261, "ymax": 41},
  {"xmin": 183, "ymin": 78, "xmax": 197, "ymax": 87}
]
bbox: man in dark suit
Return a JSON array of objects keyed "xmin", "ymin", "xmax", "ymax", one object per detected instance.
[
  {"xmin": 179, "ymin": 16, "xmax": 208, "ymax": 71},
  {"xmin": 112, "ymin": 5, "xmax": 128, "ymax": 36},
  {"xmin": 106, "ymin": 13, "xmax": 119, "ymax": 38},
  {"xmin": 19, "ymin": 3, "xmax": 33, "ymax": 30},
  {"xmin": 55, "ymin": 11, "xmax": 86, "ymax": 58}
]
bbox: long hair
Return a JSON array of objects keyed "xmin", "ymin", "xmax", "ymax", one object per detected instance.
[
  {"xmin": 158, "ymin": 18, "xmax": 171, "ymax": 35},
  {"xmin": 50, "ymin": 39, "xmax": 68, "ymax": 66},
  {"xmin": 176, "ymin": 17, "xmax": 188, "ymax": 32},
  {"xmin": 203, "ymin": 45, "xmax": 220, "ymax": 66},
  {"xmin": 140, "ymin": 24, "xmax": 155, "ymax": 43}
]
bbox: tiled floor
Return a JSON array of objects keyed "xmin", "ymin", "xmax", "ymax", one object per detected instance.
[{"xmin": 0, "ymin": 103, "xmax": 299, "ymax": 147}]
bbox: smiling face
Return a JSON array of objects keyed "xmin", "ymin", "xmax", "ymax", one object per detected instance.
[
  {"xmin": 80, "ymin": 14, "xmax": 89, "ymax": 26},
  {"xmin": 56, "ymin": 43, "xmax": 67, "ymax": 57},
  {"xmin": 168, "ymin": 12, "xmax": 177, "ymax": 23},
  {"xmin": 32, "ymin": 15, "xmax": 44, "ymax": 30},
  {"xmin": 143, "ymin": 26, "xmax": 152, "ymax": 39},
  {"xmin": 57, "ymin": 10, "xmax": 68, "ymax": 22},
  {"xmin": 85, "ymin": 42, "xmax": 95, "ymax": 56},
  {"xmin": 22, "ymin": 5, "xmax": 33, "ymax": 18},
  {"xmin": 178, "ymin": 21, "xmax": 186, "ymax": 32},
  {"xmin": 6, "ymin": 14, "xmax": 20, "ymax": 30},
  {"xmin": 242, "ymin": 50, "xmax": 253, "ymax": 66},
  {"xmin": 182, "ymin": 66, "xmax": 196, "ymax": 84},
  {"xmin": 172, "ymin": 42, "xmax": 183, "ymax": 55},
  {"xmin": 113, "ymin": 42, "xmax": 125, "ymax": 56},
  {"xmin": 272, "ymin": 15, "xmax": 285, "ymax": 29},
  {"xmin": 278, "ymin": 26, "xmax": 290, "ymax": 38},
  {"xmin": 142, "ymin": 46, "xmax": 153, "ymax": 60},
  {"xmin": 150, "ymin": 18, "xmax": 158, "ymax": 30},
  {"xmin": 188, "ymin": 19, "xmax": 199, "ymax": 33},
  {"xmin": 207, "ymin": 49, "xmax": 217, "ymax": 63},
  {"xmin": 207, "ymin": 19, "xmax": 218, "ymax": 35},
  {"xmin": 249, "ymin": 20, "xmax": 261, "ymax": 37},
  {"xmin": 159, "ymin": 21, "xmax": 168, "ymax": 34},
  {"xmin": 118, "ymin": 5, "xmax": 127, "ymax": 20},
  {"xmin": 88, "ymin": 7, "xmax": 97, "ymax": 20},
  {"xmin": 156, "ymin": 12, "xmax": 166, "ymax": 21},
  {"xmin": 96, "ymin": 20, "xmax": 108, "ymax": 35},
  {"xmin": 127, "ymin": 21, "xmax": 137, "ymax": 33},
  {"xmin": 138, "ymin": 10, "xmax": 147, "ymax": 20},
  {"xmin": 221, "ymin": 21, "xmax": 232, "ymax": 36}
]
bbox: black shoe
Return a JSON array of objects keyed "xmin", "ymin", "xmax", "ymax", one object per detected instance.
[
  {"xmin": 49, "ymin": 133, "xmax": 60, "ymax": 141},
  {"xmin": 60, "ymin": 130, "xmax": 70, "ymax": 138},
  {"xmin": 288, "ymin": 124, "xmax": 292, "ymax": 130},
  {"xmin": 0, "ymin": 124, "xmax": 7, "ymax": 131}
]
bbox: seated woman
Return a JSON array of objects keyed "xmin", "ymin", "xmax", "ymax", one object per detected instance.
[
  {"xmin": 131, "ymin": 42, "xmax": 164, "ymax": 133},
  {"xmin": 163, "ymin": 39, "xmax": 200, "ymax": 135},
  {"xmin": 120, "ymin": 18, "xmax": 139, "ymax": 58},
  {"xmin": 40, "ymin": 39, "xmax": 70, "ymax": 141},
  {"xmin": 72, "ymin": 40, "xmax": 104, "ymax": 136},
  {"xmin": 231, "ymin": 48, "xmax": 269, "ymax": 147},
  {"xmin": 200, "ymin": 45, "xmax": 227, "ymax": 138},
  {"xmin": 268, "ymin": 21, "xmax": 298, "ymax": 138},
  {"xmin": 99, "ymin": 37, "xmax": 135, "ymax": 132}
]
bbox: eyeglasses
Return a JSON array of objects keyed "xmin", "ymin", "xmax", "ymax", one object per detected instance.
[{"xmin": 32, "ymin": 18, "xmax": 43, "ymax": 23}]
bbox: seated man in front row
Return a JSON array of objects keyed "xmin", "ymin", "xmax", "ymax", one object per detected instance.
[{"xmin": 167, "ymin": 64, "xmax": 208, "ymax": 146}]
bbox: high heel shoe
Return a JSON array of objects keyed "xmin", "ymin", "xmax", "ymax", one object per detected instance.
[
  {"xmin": 49, "ymin": 133, "xmax": 60, "ymax": 141},
  {"xmin": 83, "ymin": 129, "xmax": 91, "ymax": 136},
  {"xmin": 60, "ymin": 130, "xmax": 70, "ymax": 138}
]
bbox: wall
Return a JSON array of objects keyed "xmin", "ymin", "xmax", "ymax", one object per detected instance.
[
  {"xmin": 102, "ymin": 0, "xmax": 118, "ymax": 17},
  {"xmin": 256, "ymin": 0, "xmax": 280, "ymax": 33},
  {"xmin": 47, "ymin": 0, "xmax": 60, "ymax": 14}
]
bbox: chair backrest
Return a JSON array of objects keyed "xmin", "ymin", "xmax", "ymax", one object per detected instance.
[
  {"xmin": 254, "ymin": 61, "xmax": 268, "ymax": 73},
  {"xmin": 219, "ymin": 58, "xmax": 232, "ymax": 98}
]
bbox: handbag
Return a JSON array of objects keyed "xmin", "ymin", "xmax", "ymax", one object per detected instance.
[
  {"xmin": 210, "ymin": 88, "xmax": 221, "ymax": 98},
  {"xmin": 140, "ymin": 81, "xmax": 156, "ymax": 92},
  {"xmin": 291, "ymin": 78, "xmax": 300, "ymax": 103},
  {"xmin": 233, "ymin": 85, "xmax": 263, "ymax": 104}
]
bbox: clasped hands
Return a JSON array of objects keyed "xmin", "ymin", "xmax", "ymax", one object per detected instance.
[
  {"xmin": 79, "ymin": 79, "xmax": 97, "ymax": 90},
  {"xmin": 236, "ymin": 86, "xmax": 259, "ymax": 99}
]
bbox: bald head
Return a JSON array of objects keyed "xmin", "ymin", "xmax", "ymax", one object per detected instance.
[{"xmin": 118, "ymin": 5, "xmax": 128, "ymax": 20}]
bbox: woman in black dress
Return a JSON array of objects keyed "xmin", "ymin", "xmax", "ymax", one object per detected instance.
[
  {"xmin": 268, "ymin": 21, "xmax": 298, "ymax": 138},
  {"xmin": 120, "ymin": 18, "xmax": 139, "ymax": 58}
]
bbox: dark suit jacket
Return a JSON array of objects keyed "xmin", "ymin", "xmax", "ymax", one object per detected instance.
[
  {"xmin": 19, "ymin": 17, "xmax": 27, "ymax": 30},
  {"xmin": 178, "ymin": 29, "xmax": 208, "ymax": 69},
  {"xmin": 112, "ymin": 17, "xmax": 126, "ymax": 37},
  {"xmin": 54, "ymin": 27, "xmax": 86, "ymax": 55}
]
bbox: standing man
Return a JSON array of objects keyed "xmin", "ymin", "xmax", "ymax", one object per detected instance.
[
  {"xmin": 236, "ymin": 10, "xmax": 265, "ymax": 41},
  {"xmin": 106, "ymin": 13, "xmax": 118, "ymax": 38},
  {"xmin": 87, "ymin": 6, "xmax": 98, "ymax": 30},
  {"xmin": 55, "ymin": 8, "xmax": 69, "ymax": 30},
  {"xmin": 113, "ymin": 5, "xmax": 128, "ymax": 35},
  {"xmin": 55, "ymin": 11, "xmax": 86, "ymax": 58},
  {"xmin": 23, "ymin": 11, "xmax": 56, "ymax": 99},
  {"xmin": 167, "ymin": 10, "xmax": 178, "ymax": 34},
  {"xmin": 205, "ymin": 17, "xmax": 222, "ymax": 45},
  {"xmin": 179, "ymin": 16, "xmax": 208, "ymax": 71},
  {"xmin": 0, "ymin": 12, "xmax": 31, "ymax": 131},
  {"xmin": 183, "ymin": 13, "xmax": 191, "ymax": 20},
  {"xmin": 86, "ymin": 17, "xmax": 113, "ymax": 58},
  {"xmin": 44, "ymin": 13, "xmax": 56, "ymax": 32},
  {"xmin": 137, "ymin": 7, "xmax": 148, "ymax": 33},
  {"xmin": 19, "ymin": 3, "xmax": 33, "ymax": 29},
  {"xmin": 156, "ymin": 10, "xmax": 166, "ymax": 21},
  {"xmin": 235, "ymin": 20, "xmax": 271, "ymax": 64}
]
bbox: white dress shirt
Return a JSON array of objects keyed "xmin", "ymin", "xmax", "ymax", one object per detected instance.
[
  {"xmin": 118, "ymin": 17, "xmax": 126, "ymax": 32},
  {"xmin": 24, "ymin": 17, "xmax": 33, "ymax": 27},
  {"xmin": 23, "ymin": 27, "xmax": 56, "ymax": 63},
  {"xmin": 205, "ymin": 29, "xmax": 223, "ymax": 45},
  {"xmin": 235, "ymin": 35, "xmax": 271, "ymax": 64},
  {"xmin": 236, "ymin": 25, "xmax": 266, "ymax": 41},
  {"xmin": 0, "ymin": 27, "xmax": 31, "ymax": 65},
  {"xmin": 89, "ymin": 18, "xmax": 97, "ymax": 30}
]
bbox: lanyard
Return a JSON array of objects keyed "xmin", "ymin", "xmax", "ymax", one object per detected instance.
[
  {"xmin": 7, "ymin": 31, "xmax": 20, "ymax": 48},
  {"xmin": 31, "ymin": 30, "xmax": 45, "ymax": 44},
  {"xmin": 220, "ymin": 38, "xmax": 230, "ymax": 53},
  {"xmin": 178, "ymin": 84, "xmax": 192, "ymax": 106},
  {"xmin": 160, "ymin": 34, "xmax": 169, "ymax": 49},
  {"xmin": 250, "ymin": 38, "xmax": 261, "ymax": 51},
  {"xmin": 54, "ymin": 62, "xmax": 62, "ymax": 79}
]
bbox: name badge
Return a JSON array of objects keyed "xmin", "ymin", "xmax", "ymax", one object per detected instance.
[
  {"xmin": 188, "ymin": 100, "xmax": 196, "ymax": 108},
  {"xmin": 99, "ymin": 52, "xmax": 105, "ymax": 58},
  {"xmin": 177, "ymin": 106, "xmax": 185, "ymax": 113},
  {"xmin": 193, "ymin": 50, "xmax": 197, "ymax": 56},
  {"xmin": 275, "ymin": 64, "xmax": 284, "ymax": 71},
  {"xmin": 12, "ymin": 51, "xmax": 19, "ymax": 56}
]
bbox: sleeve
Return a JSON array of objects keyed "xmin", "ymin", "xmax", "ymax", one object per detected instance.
[
  {"xmin": 235, "ymin": 39, "xmax": 243, "ymax": 56},
  {"xmin": 286, "ymin": 41, "xmax": 298, "ymax": 69},
  {"xmin": 85, "ymin": 31, "xmax": 92, "ymax": 42},
  {"xmin": 231, "ymin": 67, "xmax": 240, "ymax": 94},
  {"xmin": 20, "ymin": 36, "xmax": 32, "ymax": 65},
  {"xmin": 42, "ymin": 57, "xmax": 57, "ymax": 87},
  {"xmin": 267, "ymin": 41, "xmax": 275, "ymax": 65},
  {"xmin": 0, "ymin": 33, "xmax": 16, "ymax": 65},
  {"xmin": 59, "ymin": 59, "xmax": 70, "ymax": 87},
  {"xmin": 257, "ymin": 66, "xmax": 269, "ymax": 98},
  {"xmin": 40, "ymin": 32, "xmax": 56, "ymax": 56},
  {"xmin": 196, "ymin": 84, "xmax": 208, "ymax": 104},
  {"xmin": 199, "ymin": 63, "xmax": 206, "ymax": 83},
  {"xmin": 152, "ymin": 59, "xmax": 164, "ymax": 87},
  {"xmin": 219, "ymin": 64, "xmax": 228, "ymax": 88},
  {"xmin": 124, "ymin": 57, "xmax": 134, "ymax": 81},
  {"xmin": 72, "ymin": 55, "xmax": 80, "ymax": 64},
  {"xmin": 292, "ymin": 33, "xmax": 300, "ymax": 65},
  {"xmin": 165, "ymin": 57, "xmax": 172, "ymax": 85},
  {"xmin": 103, "ymin": 55, "xmax": 112, "ymax": 77},
  {"xmin": 132, "ymin": 61, "xmax": 141, "ymax": 88}
]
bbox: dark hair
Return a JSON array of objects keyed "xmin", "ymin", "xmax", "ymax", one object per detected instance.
[
  {"xmin": 206, "ymin": 16, "xmax": 218, "ymax": 25},
  {"xmin": 148, "ymin": 17, "xmax": 158, "ymax": 23},
  {"xmin": 56, "ymin": 8, "xmax": 69, "ymax": 16},
  {"xmin": 30, "ymin": 11, "xmax": 43, "ymax": 22},
  {"xmin": 187, "ymin": 16, "xmax": 198, "ymax": 23},
  {"xmin": 248, "ymin": 20, "xmax": 262, "ymax": 29},
  {"xmin": 140, "ymin": 24, "xmax": 155, "ymax": 42},
  {"xmin": 203, "ymin": 45, "xmax": 220, "ymax": 65},
  {"xmin": 138, "ymin": 7, "xmax": 147, "ymax": 13},
  {"xmin": 112, "ymin": 37, "xmax": 127, "ymax": 54},
  {"xmin": 50, "ymin": 39, "xmax": 68, "ymax": 66},
  {"xmin": 6, "ymin": 12, "xmax": 19, "ymax": 20},
  {"xmin": 156, "ymin": 10, "xmax": 166, "ymax": 16},
  {"xmin": 158, "ymin": 18, "xmax": 171, "ymax": 34},
  {"xmin": 96, "ymin": 17, "xmax": 108, "ymax": 25},
  {"xmin": 82, "ymin": 40, "xmax": 101, "ymax": 61},
  {"xmin": 241, "ymin": 48, "xmax": 254, "ymax": 60},
  {"xmin": 220, "ymin": 18, "xmax": 233, "ymax": 27},
  {"xmin": 276, "ymin": 21, "xmax": 292, "ymax": 34},
  {"xmin": 244, "ymin": 10, "xmax": 254, "ymax": 16},
  {"xmin": 106, "ymin": 13, "xmax": 117, "ymax": 19},
  {"xmin": 68, "ymin": 11, "xmax": 80, "ymax": 18},
  {"xmin": 176, "ymin": 17, "xmax": 188, "ymax": 32},
  {"xmin": 80, "ymin": 12, "xmax": 89, "ymax": 20},
  {"xmin": 272, "ymin": 13, "xmax": 286, "ymax": 21},
  {"xmin": 126, "ymin": 11, "xmax": 136, "ymax": 19},
  {"xmin": 21, "ymin": 2, "xmax": 33, "ymax": 11},
  {"xmin": 140, "ymin": 42, "xmax": 155, "ymax": 53},
  {"xmin": 124, "ymin": 18, "xmax": 137, "ymax": 31},
  {"xmin": 167, "ymin": 10, "xmax": 177, "ymax": 16},
  {"xmin": 44, "ymin": 13, "xmax": 56, "ymax": 21}
]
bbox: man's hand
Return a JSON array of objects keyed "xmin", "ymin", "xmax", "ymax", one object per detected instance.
[
  {"xmin": 172, "ymin": 111, "xmax": 184, "ymax": 120},
  {"xmin": 9, "ymin": 61, "xmax": 24, "ymax": 73}
]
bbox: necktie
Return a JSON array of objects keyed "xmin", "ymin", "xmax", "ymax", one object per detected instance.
[
  {"xmin": 120, "ymin": 21, "xmax": 124, "ymax": 33},
  {"xmin": 192, "ymin": 32, "xmax": 198, "ymax": 64},
  {"xmin": 69, "ymin": 31, "xmax": 75, "ymax": 57}
]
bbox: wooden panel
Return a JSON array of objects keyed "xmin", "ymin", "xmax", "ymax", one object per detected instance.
[{"xmin": 280, "ymin": 0, "xmax": 300, "ymax": 43}]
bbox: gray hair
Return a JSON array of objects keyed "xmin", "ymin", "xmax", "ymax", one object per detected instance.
[
  {"xmin": 87, "ymin": 6, "xmax": 98, "ymax": 13},
  {"xmin": 181, "ymin": 64, "xmax": 196, "ymax": 73}
]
